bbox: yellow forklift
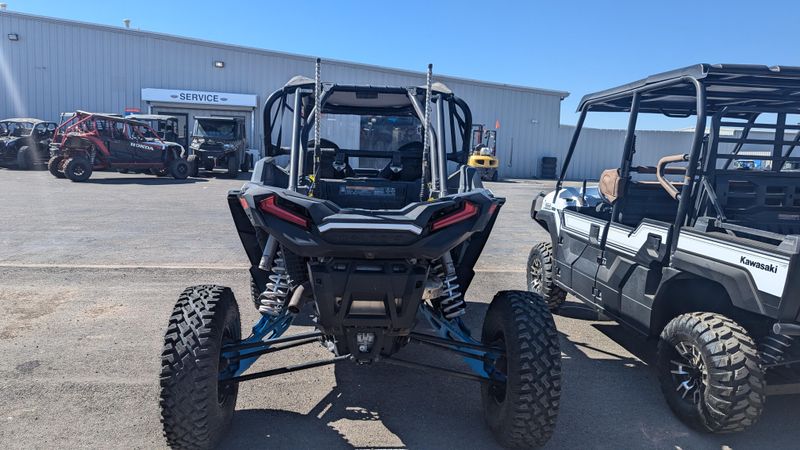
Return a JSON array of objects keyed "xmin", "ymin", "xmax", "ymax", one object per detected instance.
[{"xmin": 468, "ymin": 124, "xmax": 499, "ymax": 181}]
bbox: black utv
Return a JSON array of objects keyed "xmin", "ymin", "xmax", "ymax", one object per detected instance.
[
  {"xmin": 530, "ymin": 64, "xmax": 800, "ymax": 434},
  {"xmin": 159, "ymin": 66, "xmax": 562, "ymax": 449},
  {"xmin": 0, "ymin": 118, "xmax": 58, "ymax": 169},
  {"xmin": 189, "ymin": 116, "xmax": 251, "ymax": 177}
]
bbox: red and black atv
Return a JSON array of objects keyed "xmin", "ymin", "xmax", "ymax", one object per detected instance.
[{"xmin": 48, "ymin": 111, "xmax": 190, "ymax": 182}]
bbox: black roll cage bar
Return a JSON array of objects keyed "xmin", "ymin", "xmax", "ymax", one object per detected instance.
[
  {"xmin": 558, "ymin": 66, "xmax": 800, "ymax": 252},
  {"xmin": 556, "ymin": 76, "xmax": 707, "ymax": 248},
  {"xmin": 261, "ymin": 80, "xmax": 473, "ymax": 197}
]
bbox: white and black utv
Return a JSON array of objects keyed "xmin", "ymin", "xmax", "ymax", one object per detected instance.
[
  {"xmin": 159, "ymin": 64, "xmax": 561, "ymax": 449},
  {"xmin": 530, "ymin": 64, "xmax": 800, "ymax": 434}
]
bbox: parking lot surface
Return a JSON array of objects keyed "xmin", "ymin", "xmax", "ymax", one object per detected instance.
[{"xmin": 1, "ymin": 169, "xmax": 798, "ymax": 449}]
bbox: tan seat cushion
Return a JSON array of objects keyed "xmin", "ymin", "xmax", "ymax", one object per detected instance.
[{"xmin": 599, "ymin": 168, "xmax": 622, "ymax": 203}]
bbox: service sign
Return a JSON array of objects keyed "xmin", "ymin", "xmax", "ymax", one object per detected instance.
[{"xmin": 141, "ymin": 88, "xmax": 257, "ymax": 108}]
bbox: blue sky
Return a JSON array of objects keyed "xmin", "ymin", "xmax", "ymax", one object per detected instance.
[{"xmin": 9, "ymin": 0, "xmax": 800, "ymax": 129}]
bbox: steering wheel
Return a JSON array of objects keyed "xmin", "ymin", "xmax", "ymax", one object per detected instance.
[{"xmin": 656, "ymin": 154, "xmax": 689, "ymax": 200}]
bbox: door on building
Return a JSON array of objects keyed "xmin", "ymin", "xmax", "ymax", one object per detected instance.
[{"xmin": 152, "ymin": 109, "xmax": 189, "ymax": 150}]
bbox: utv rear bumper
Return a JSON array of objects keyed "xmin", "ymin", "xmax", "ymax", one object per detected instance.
[{"xmin": 234, "ymin": 184, "xmax": 502, "ymax": 260}]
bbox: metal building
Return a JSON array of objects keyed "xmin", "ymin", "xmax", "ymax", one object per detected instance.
[{"xmin": 0, "ymin": 10, "xmax": 569, "ymax": 178}]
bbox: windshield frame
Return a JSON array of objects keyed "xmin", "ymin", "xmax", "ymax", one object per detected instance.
[
  {"xmin": 1, "ymin": 121, "xmax": 35, "ymax": 137},
  {"xmin": 193, "ymin": 119, "xmax": 237, "ymax": 140}
]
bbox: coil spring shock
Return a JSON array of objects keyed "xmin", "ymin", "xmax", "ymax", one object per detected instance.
[
  {"xmin": 257, "ymin": 249, "xmax": 291, "ymax": 316},
  {"xmin": 434, "ymin": 254, "xmax": 466, "ymax": 319},
  {"xmin": 760, "ymin": 332, "xmax": 794, "ymax": 366}
]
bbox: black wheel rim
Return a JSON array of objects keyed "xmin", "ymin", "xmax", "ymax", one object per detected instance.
[
  {"xmin": 73, "ymin": 164, "xmax": 85, "ymax": 176},
  {"xmin": 668, "ymin": 341, "xmax": 707, "ymax": 406},
  {"xmin": 529, "ymin": 256, "xmax": 543, "ymax": 293}
]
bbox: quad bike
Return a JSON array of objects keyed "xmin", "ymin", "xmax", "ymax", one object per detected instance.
[{"xmin": 159, "ymin": 63, "xmax": 561, "ymax": 449}]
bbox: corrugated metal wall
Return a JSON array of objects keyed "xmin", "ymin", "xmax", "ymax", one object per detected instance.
[{"xmin": 0, "ymin": 11, "xmax": 566, "ymax": 178}]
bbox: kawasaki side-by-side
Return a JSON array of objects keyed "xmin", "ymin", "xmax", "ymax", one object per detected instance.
[
  {"xmin": 530, "ymin": 64, "xmax": 800, "ymax": 434},
  {"xmin": 159, "ymin": 64, "xmax": 561, "ymax": 449}
]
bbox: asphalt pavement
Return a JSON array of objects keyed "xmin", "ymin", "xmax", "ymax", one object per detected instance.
[{"xmin": 0, "ymin": 169, "xmax": 797, "ymax": 449}]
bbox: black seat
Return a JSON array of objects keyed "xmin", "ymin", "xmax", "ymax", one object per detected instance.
[
  {"xmin": 317, "ymin": 147, "xmax": 354, "ymax": 179},
  {"xmin": 618, "ymin": 182, "xmax": 680, "ymax": 226},
  {"xmin": 378, "ymin": 141, "xmax": 424, "ymax": 181}
]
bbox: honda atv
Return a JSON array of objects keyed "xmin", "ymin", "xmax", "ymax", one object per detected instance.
[
  {"xmin": 0, "ymin": 118, "xmax": 57, "ymax": 170},
  {"xmin": 530, "ymin": 64, "xmax": 800, "ymax": 434},
  {"xmin": 159, "ymin": 64, "xmax": 561, "ymax": 449},
  {"xmin": 48, "ymin": 111, "xmax": 189, "ymax": 182}
]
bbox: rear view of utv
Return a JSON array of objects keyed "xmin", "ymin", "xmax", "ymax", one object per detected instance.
[
  {"xmin": 159, "ymin": 63, "xmax": 561, "ymax": 449},
  {"xmin": 529, "ymin": 64, "xmax": 800, "ymax": 434}
]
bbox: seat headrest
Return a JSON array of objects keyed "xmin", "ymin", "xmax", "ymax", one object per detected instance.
[{"xmin": 599, "ymin": 168, "xmax": 622, "ymax": 204}]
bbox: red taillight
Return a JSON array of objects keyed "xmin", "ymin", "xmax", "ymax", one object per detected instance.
[
  {"xmin": 238, "ymin": 196, "xmax": 249, "ymax": 210},
  {"xmin": 258, "ymin": 195, "xmax": 309, "ymax": 228},
  {"xmin": 430, "ymin": 201, "xmax": 479, "ymax": 232}
]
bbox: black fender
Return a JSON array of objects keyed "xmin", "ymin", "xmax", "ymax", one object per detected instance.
[
  {"xmin": 252, "ymin": 156, "xmax": 290, "ymax": 188},
  {"xmin": 227, "ymin": 190, "xmax": 270, "ymax": 293},
  {"xmin": 532, "ymin": 206, "xmax": 560, "ymax": 247}
]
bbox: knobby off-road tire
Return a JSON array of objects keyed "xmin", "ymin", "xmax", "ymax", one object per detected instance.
[
  {"xmin": 481, "ymin": 290, "xmax": 561, "ymax": 448},
  {"xmin": 657, "ymin": 312, "xmax": 765, "ymax": 433},
  {"xmin": 160, "ymin": 285, "xmax": 242, "ymax": 449},
  {"xmin": 187, "ymin": 154, "xmax": 200, "ymax": 177},
  {"xmin": 527, "ymin": 242, "xmax": 567, "ymax": 311},
  {"xmin": 16, "ymin": 146, "xmax": 34, "ymax": 170},
  {"xmin": 227, "ymin": 154, "xmax": 239, "ymax": 178},
  {"xmin": 169, "ymin": 159, "xmax": 190, "ymax": 180},
  {"xmin": 240, "ymin": 153, "xmax": 251, "ymax": 174},
  {"xmin": 48, "ymin": 156, "xmax": 65, "ymax": 178},
  {"xmin": 250, "ymin": 275, "xmax": 260, "ymax": 307},
  {"xmin": 63, "ymin": 157, "xmax": 92, "ymax": 182}
]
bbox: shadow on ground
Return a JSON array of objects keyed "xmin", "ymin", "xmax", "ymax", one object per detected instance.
[
  {"xmin": 223, "ymin": 299, "xmax": 800, "ymax": 449},
  {"xmin": 86, "ymin": 176, "xmax": 210, "ymax": 185}
]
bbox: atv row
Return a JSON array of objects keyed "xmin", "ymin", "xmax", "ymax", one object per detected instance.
[
  {"xmin": 158, "ymin": 64, "xmax": 562, "ymax": 449},
  {"xmin": 530, "ymin": 64, "xmax": 800, "ymax": 434},
  {"xmin": 48, "ymin": 111, "xmax": 190, "ymax": 182}
]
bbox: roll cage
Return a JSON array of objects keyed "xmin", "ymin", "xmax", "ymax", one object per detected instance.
[
  {"xmin": 262, "ymin": 76, "xmax": 473, "ymax": 199},
  {"xmin": 0, "ymin": 119, "xmax": 42, "ymax": 137},
  {"xmin": 558, "ymin": 63, "xmax": 800, "ymax": 248},
  {"xmin": 55, "ymin": 111, "xmax": 168, "ymax": 145},
  {"xmin": 126, "ymin": 114, "xmax": 179, "ymax": 140}
]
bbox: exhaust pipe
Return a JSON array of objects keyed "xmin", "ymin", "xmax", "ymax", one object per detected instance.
[{"xmin": 287, "ymin": 283, "xmax": 309, "ymax": 314}]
